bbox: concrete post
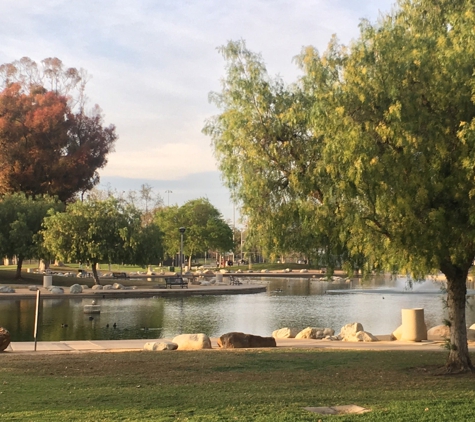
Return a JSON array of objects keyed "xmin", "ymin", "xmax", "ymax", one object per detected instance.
[{"xmin": 401, "ymin": 308, "xmax": 427, "ymax": 342}]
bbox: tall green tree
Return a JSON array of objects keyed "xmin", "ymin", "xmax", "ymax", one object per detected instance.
[
  {"xmin": 154, "ymin": 198, "xmax": 233, "ymax": 268},
  {"xmin": 42, "ymin": 198, "xmax": 163, "ymax": 284},
  {"xmin": 203, "ymin": 40, "xmax": 343, "ymax": 265},
  {"xmin": 0, "ymin": 193, "xmax": 63, "ymax": 278},
  {"xmin": 297, "ymin": 0, "xmax": 475, "ymax": 372}
]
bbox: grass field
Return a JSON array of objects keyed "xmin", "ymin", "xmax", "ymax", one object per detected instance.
[{"xmin": 1, "ymin": 349, "xmax": 474, "ymax": 421}]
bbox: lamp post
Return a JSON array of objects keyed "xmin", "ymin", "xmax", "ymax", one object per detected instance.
[
  {"xmin": 165, "ymin": 190, "xmax": 172, "ymax": 206},
  {"xmin": 179, "ymin": 227, "xmax": 186, "ymax": 276}
]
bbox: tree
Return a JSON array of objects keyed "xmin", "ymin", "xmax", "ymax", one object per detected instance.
[
  {"xmin": 42, "ymin": 198, "xmax": 163, "ymax": 284},
  {"xmin": 297, "ymin": 0, "xmax": 475, "ymax": 372},
  {"xmin": 205, "ymin": 1, "xmax": 475, "ymax": 372},
  {"xmin": 203, "ymin": 40, "xmax": 362, "ymax": 273},
  {"xmin": 0, "ymin": 193, "xmax": 63, "ymax": 278},
  {"xmin": 154, "ymin": 198, "xmax": 233, "ymax": 268},
  {"xmin": 0, "ymin": 58, "xmax": 116, "ymax": 202}
]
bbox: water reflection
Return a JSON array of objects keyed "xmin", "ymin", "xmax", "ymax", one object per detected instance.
[{"xmin": 1, "ymin": 276, "xmax": 475, "ymax": 342}]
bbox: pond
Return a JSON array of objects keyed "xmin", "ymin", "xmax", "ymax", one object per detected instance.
[{"xmin": 2, "ymin": 276, "xmax": 475, "ymax": 342}]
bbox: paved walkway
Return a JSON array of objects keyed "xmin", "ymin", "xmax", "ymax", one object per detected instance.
[{"xmin": 5, "ymin": 337, "xmax": 470, "ymax": 354}]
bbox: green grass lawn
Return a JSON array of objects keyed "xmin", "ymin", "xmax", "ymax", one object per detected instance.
[{"xmin": 1, "ymin": 349, "xmax": 474, "ymax": 421}]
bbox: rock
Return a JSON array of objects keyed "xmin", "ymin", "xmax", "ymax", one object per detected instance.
[
  {"xmin": 172, "ymin": 333, "xmax": 212, "ymax": 350},
  {"xmin": 81, "ymin": 285, "xmax": 89, "ymax": 290},
  {"xmin": 261, "ymin": 269, "xmax": 269, "ymax": 273},
  {"xmin": 200, "ymin": 281, "xmax": 212, "ymax": 286},
  {"xmin": 391, "ymin": 325, "xmax": 403, "ymax": 340},
  {"xmin": 91, "ymin": 285, "xmax": 103, "ymax": 290},
  {"xmin": 69, "ymin": 284, "xmax": 83, "ymax": 294},
  {"xmin": 49, "ymin": 287, "xmax": 64, "ymax": 294},
  {"xmin": 144, "ymin": 341, "xmax": 178, "ymax": 351},
  {"xmin": 272, "ymin": 327, "xmax": 299, "ymax": 339},
  {"xmin": 339, "ymin": 322, "xmax": 364, "ymax": 340},
  {"xmin": 300, "ymin": 269, "xmax": 308, "ymax": 273},
  {"xmin": 296, "ymin": 327, "xmax": 322, "ymax": 339},
  {"xmin": 352, "ymin": 331, "xmax": 378, "ymax": 342},
  {"xmin": 427, "ymin": 325, "xmax": 450, "ymax": 339},
  {"xmin": 112, "ymin": 283, "xmax": 124, "ymax": 290},
  {"xmin": 217, "ymin": 332, "xmax": 276, "ymax": 348},
  {"xmin": 103, "ymin": 285, "xmax": 113, "ymax": 290},
  {"xmin": 323, "ymin": 328, "xmax": 335, "ymax": 337},
  {"xmin": 28, "ymin": 286, "xmax": 39, "ymax": 291},
  {"xmin": 0, "ymin": 327, "xmax": 11, "ymax": 352},
  {"xmin": 469, "ymin": 323, "xmax": 475, "ymax": 330},
  {"xmin": 0, "ymin": 286, "xmax": 15, "ymax": 293}
]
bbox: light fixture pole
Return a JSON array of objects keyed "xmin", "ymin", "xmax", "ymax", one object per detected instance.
[
  {"xmin": 165, "ymin": 190, "xmax": 172, "ymax": 206},
  {"xmin": 179, "ymin": 227, "xmax": 186, "ymax": 277}
]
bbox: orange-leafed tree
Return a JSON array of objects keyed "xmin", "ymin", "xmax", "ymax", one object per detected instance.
[{"xmin": 0, "ymin": 57, "xmax": 116, "ymax": 201}]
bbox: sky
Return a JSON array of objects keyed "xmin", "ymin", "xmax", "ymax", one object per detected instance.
[{"xmin": 0, "ymin": 0, "xmax": 396, "ymax": 224}]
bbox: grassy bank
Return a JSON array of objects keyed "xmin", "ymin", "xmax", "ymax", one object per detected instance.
[{"xmin": 1, "ymin": 349, "xmax": 474, "ymax": 421}]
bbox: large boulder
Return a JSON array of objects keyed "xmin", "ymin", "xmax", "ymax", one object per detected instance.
[
  {"xmin": 296, "ymin": 327, "xmax": 324, "ymax": 339},
  {"xmin": 144, "ymin": 341, "xmax": 178, "ymax": 351},
  {"xmin": 0, "ymin": 327, "xmax": 11, "ymax": 352},
  {"xmin": 427, "ymin": 325, "xmax": 450, "ymax": 339},
  {"xmin": 91, "ymin": 285, "xmax": 103, "ymax": 290},
  {"xmin": 217, "ymin": 332, "xmax": 276, "ymax": 349},
  {"xmin": 172, "ymin": 333, "xmax": 212, "ymax": 350},
  {"xmin": 339, "ymin": 322, "xmax": 364, "ymax": 340},
  {"xmin": 272, "ymin": 327, "xmax": 299, "ymax": 339},
  {"xmin": 49, "ymin": 287, "xmax": 64, "ymax": 294},
  {"xmin": 69, "ymin": 284, "xmax": 83, "ymax": 294}
]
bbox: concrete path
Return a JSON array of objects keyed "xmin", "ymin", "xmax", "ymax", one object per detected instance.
[{"xmin": 5, "ymin": 337, "xmax": 469, "ymax": 354}]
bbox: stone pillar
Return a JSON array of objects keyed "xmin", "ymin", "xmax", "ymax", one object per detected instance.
[
  {"xmin": 43, "ymin": 275, "xmax": 53, "ymax": 288},
  {"xmin": 401, "ymin": 308, "xmax": 427, "ymax": 342}
]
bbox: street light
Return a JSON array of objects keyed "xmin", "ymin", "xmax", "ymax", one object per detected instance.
[
  {"xmin": 179, "ymin": 227, "xmax": 186, "ymax": 277},
  {"xmin": 165, "ymin": 190, "xmax": 172, "ymax": 206}
]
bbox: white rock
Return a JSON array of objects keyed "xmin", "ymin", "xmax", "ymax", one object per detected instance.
[
  {"xmin": 91, "ymin": 285, "xmax": 103, "ymax": 290},
  {"xmin": 339, "ymin": 322, "xmax": 364, "ymax": 340},
  {"xmin": 69, "ymin": 284, "xmax": 83, "ymax": 294},
  {"xmin": 81, "ymin": 285, "xmax": 89, "ymax": 289},
  {"xmin": 144, "ymin": 341, "xmax": 178, "ymax": 351},
  {"xmin": 469, "ymin": 323, "xmax": 475, "ymax": 330},
  {"xmin": 50, "ymin": 287, "xmax": 64, "ymax": 294},
  {"xmin": 300, "ymin": 269, "xmax": 308, "ymax": 273},
  {"xmin": 172, "ymin": 333, "xmax": 212, "ymax": 350},
  {"xmin": 112, "ymin": 283, "xmax": 124, "ymax": 290},
  {"xmin": 103, "ymin": 285, "xmax": 113, "ymax": 290},
  {"xmin": 427, "ymin": 325, "xmax": 450, "ymax": 339},
  {"xmin": 200, "ymin": 281, "xmax": 211, "ymax": 286},
  {"xmin": 261, "ymin": 269, "xmax": 269, "ymax": 273},
  {"xmin": 272, "ymin": 327, "xmax": 299, "ymax": 339},
  {"xmin": 296, "ymin": 327, "xmax": 324, "ymax": 339}
]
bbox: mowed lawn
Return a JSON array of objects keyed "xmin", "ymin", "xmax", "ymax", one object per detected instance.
[{"xmin": 1, "ymin": 349, "xmax": 475, "ymax": 421}]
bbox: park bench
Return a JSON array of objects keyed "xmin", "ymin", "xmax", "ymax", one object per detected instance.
[
  {"xmin": 112, "ymin": 272, "xmax": 128, "ymax": 279},
  {"xmin": 165, "ymin": 277, "xmax": 188, "ymax": 289}
]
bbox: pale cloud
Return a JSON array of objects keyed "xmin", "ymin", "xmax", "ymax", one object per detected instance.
[{"xmin": 0, "ymin": 0, "xmax": 395, "ymax": 219}]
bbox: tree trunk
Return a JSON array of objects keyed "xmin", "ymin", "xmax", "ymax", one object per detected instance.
[
  {"xmin": 15, "ymin": 256, "xmax": 23, "ymax": 279},
  {"xmin": 441, "ymin": 262, "xmax": 474, "ymax": 373},
  {"xmin": 91, "ymin": 262, "xmax": 101, "ymax": 285}
]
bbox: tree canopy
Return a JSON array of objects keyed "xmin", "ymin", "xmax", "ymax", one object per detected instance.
[
  {"xmin": 154, "ymin": 198, "xmax": 233, "ymax": 268},
  {"xmin": 205, "ymin": 0, "xmax": 475, "ymax": 372},
  {"xmin": 42, "ymin": 198, "xmax": 163, "ymax": 284},
  {"xmin": 0, "ymin": 193, "xmax": 63, "ymax": 278},
  {"xmin": 0, "ymin": 58, "xmax": 116, "ymax": 201}
]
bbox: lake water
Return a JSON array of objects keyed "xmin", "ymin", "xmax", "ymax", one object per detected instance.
[{"xmin": 2, "ymin": 276, "xmax": 475, "ymax": 342}]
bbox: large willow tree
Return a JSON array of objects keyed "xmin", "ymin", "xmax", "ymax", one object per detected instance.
[{"xmin": 206, "ymin": 0, "xmax": 475, "ymax": 373}]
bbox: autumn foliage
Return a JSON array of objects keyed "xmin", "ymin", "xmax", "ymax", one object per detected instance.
[{"xmin": 0, "ymin": 82, "xmax": 116, "ymax": 201}]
